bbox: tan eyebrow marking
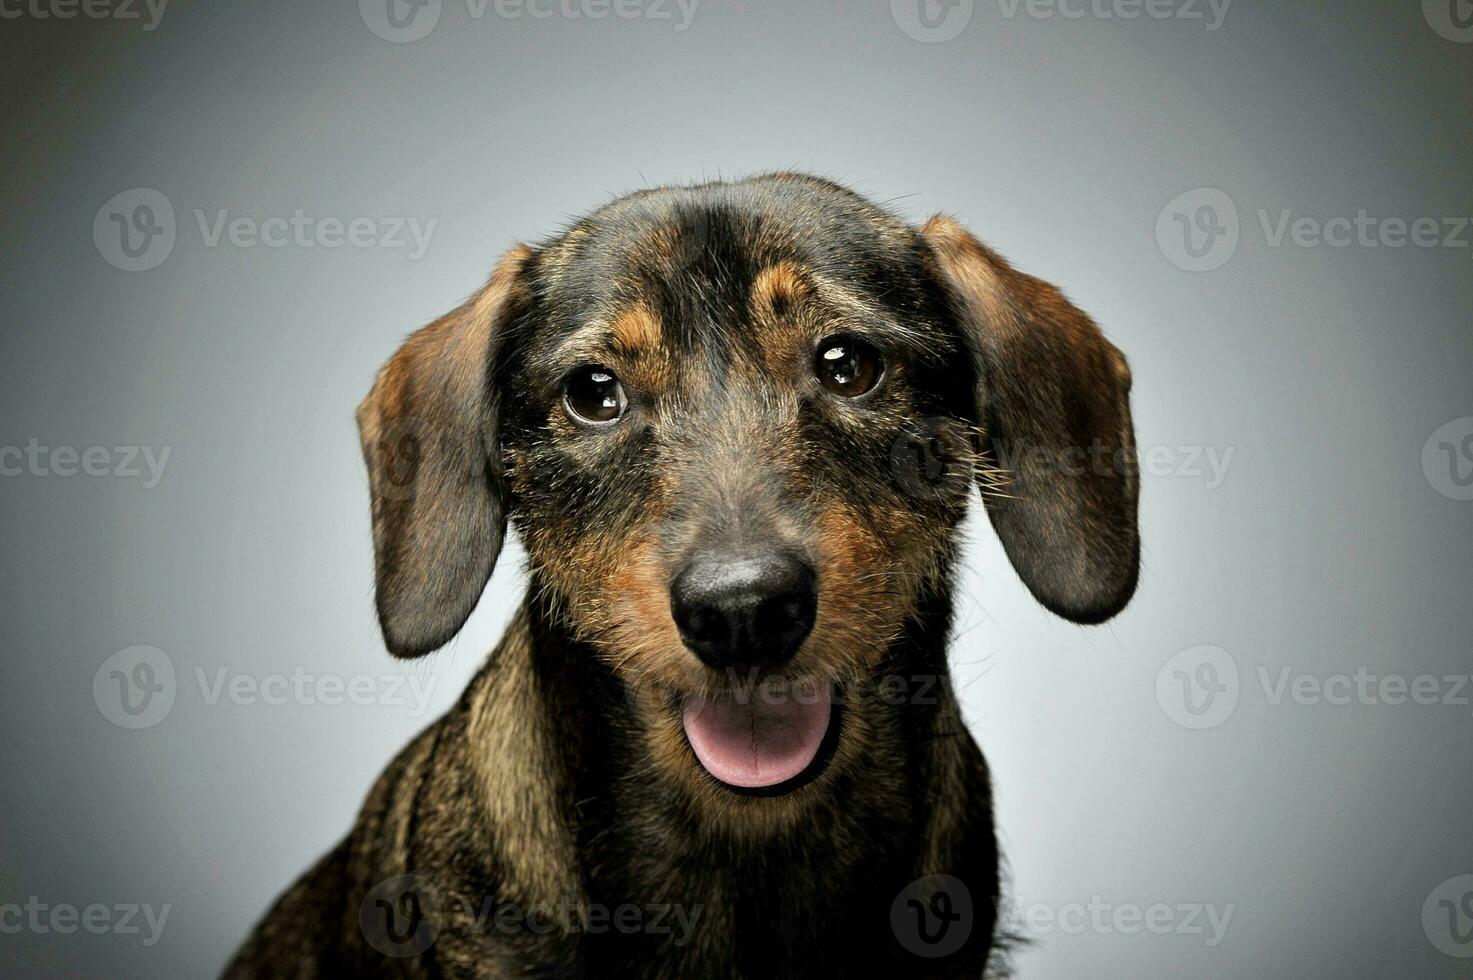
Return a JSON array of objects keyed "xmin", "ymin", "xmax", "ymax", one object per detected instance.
[
  {"xmin": 545, "ymin": 301, "xmax": 662, "ymax": 370},
  {"xmin": 751, "ymin": 261, "xmax": 956, "ymax": 366},
  {"xmin": 609, "ymin": 302, "xmax": 663, "ymax": 354},
  {"xmin": 750, "ymin": 261, "xmax": 814, "ymax": 318},
  {"xmin": 540, "ymin": 304, "xmax": 675, "ymax": 397}
]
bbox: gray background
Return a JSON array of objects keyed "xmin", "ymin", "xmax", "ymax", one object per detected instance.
[{"xmin": 3, "ymin": 0, "xmax": 1471, "ymax": 976}]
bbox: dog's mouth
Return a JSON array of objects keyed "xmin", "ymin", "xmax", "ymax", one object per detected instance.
[{"xmin": 679, "ymin": 680, "xmax": 839, "ymax": 794}]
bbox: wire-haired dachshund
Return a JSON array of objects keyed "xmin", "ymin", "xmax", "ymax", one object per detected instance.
[{"xmin": 226, "ymin": 172, "xmax": 1139, "ymax": 979}]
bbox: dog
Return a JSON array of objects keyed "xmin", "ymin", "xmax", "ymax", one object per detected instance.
[{"xmin": 225, "ymin": 172, "xmax": 1139, "ymax": 979}]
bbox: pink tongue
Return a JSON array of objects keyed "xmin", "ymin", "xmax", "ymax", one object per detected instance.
[{"xmin": 681, "ymin": 685, "xmax": 832, "ymax": 789}]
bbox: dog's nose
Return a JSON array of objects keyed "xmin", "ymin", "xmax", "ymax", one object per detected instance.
[{"xmin": 670, "ymin": 551, "xmax": 818, "ymax": 671}]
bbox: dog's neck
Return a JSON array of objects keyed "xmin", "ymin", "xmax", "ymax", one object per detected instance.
[{"xmin": 458, "ymin": 575, "xmax": 983, "ymax": 973}]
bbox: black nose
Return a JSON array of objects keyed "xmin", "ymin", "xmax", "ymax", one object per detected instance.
[{"xmin": 670, "ymin": 551, "xmax": 818, "ymax": 671}]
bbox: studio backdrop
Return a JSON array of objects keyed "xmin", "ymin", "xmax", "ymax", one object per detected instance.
[{"xmin": 2, "ymin": 1, "xmax": 1471, "ymax": 976}]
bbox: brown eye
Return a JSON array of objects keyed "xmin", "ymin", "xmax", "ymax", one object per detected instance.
[
  {"xmin": 814, "ymin": 336, "xmax": 882, "ymax": 397},
  {"xmin": 563, "ymin": 366, "xmax": 628, "ymax": 425}
]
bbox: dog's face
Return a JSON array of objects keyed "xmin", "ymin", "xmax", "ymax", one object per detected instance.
[{"xmin": 357, "ymin": 175, "xmax": 1138, "ymax": 820}]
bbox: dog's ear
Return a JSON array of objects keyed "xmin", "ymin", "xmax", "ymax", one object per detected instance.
[
  {"xmin": 356, "ymin": 245, "xmax": 534, "ymax": 657},
  {"xmin": 920, "ymin": 216, "xmax": 1139, "ymax": 624}
]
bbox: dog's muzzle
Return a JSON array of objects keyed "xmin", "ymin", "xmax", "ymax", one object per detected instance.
[{"xmin": 669, "ymin": 549, "xmax": 833, "ymax": 791}]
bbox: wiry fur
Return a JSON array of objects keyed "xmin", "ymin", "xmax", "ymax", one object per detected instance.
[{"xmin": 226, "ymin": 173, "xmax": 1138, "ymax": 979}]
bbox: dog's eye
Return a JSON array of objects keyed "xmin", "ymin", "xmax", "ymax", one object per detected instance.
[
  {"xmin": 563, "ymin": 366, "xmax": 628, "ymax": 425},
  {"xmin": 814, "ymin": 336, "xmax": 882, "ymax": 398}
]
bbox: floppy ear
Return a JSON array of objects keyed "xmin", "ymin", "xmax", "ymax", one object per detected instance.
[
  {"xmin": 920, "ymin": 216, "xmax": 1139, "ymax": 624},
  {"xmin": 356, "ymin": 245, "xmax": 534, "ymax": 657}
]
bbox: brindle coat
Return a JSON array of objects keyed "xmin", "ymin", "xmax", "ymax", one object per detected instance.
[{"xmin": 225, "ymin": 173, "xmax": 1139, "ymax": 979}]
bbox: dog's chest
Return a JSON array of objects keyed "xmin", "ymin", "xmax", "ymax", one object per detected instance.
[{"xmin": 574, "ymin": 787, "xmax": 919, "ymax": 979}]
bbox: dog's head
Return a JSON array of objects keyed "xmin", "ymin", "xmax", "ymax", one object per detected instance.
[{"xmin": 357, "ymin": 174, "xmax": 1137, "ymax": 814}]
